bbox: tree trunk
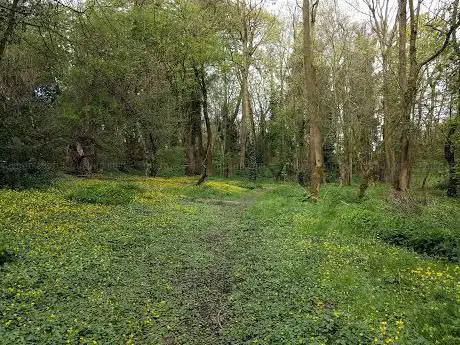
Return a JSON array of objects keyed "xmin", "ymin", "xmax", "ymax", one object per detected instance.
[
  {"xmin": 303, "ymin": 0, "xmax": 322, "ymax": 200},
  {"xmin": 396, "ymin": 0, "xmax": 418, "ymax": 192},
  {"xmin": 0, "ymin": 0, "xmax": 21, "ymax": 61},
  {"xmin": 445, "ymin": 64, "xmax": 459, "ymax": 197},
  {"xmin": 358, "ymin": 168, "xmax": 370, "ymax": 199},
  {"xmin": 297, "ymin": 117, "xmax": 307, "ymax": 187},
  {"xmin": 146, "ymin": 133, "xmax": 158, "ymax": 177},
  {"xmin": 445, "ymin": 0, "xmax": 459, "ymax": 198},
  {"xmin": 194, "ymin": 65, "xmax": 212, "ymax": 177},
  {"xmin": 382, "ymin": 54, "xmax": 396, "ymax": 183},
  {"xmin": 239, "ymin": 66, "xmax": 251, "ymax": 170},
  {"xmin": 67, "ymin": 137, "xmax": 96, "ymax": 176},
  {"xmin": 185, "ymin": 87, "xmax": 203, "ymax": 176},
  {"xmin": 445, "ymin": 121, "xmax": 458, "ymax": 197},
  {"xmin": 342, "ymin": 133, "xmax": 353, "ymax": 186},
  {"xmin": 223, "ymin": 83, "xmax": 241, "ymax": 178}
]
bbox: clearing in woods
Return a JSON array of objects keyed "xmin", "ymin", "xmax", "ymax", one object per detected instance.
[{"xmin": 0, "ymin": 177, "xmax": 459, "ymax": 344}]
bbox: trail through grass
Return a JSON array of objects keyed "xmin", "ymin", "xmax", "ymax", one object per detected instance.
[{"xmin": 0, "ymin": 177, "xmax": 458, "ymax": 344}]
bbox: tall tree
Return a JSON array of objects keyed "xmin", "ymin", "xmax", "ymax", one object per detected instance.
[
  {"xmin": 226, "ymin": 0, "xmax": 274, "ymax": 170},
  {"xmin": 444, "ymin": 0, "xmax": 459, "ymax": 197},
  {"xmin": 396, "ymin": 0, "xmax": 460, "ymax": 192},
  {"xmin": 362, "ymin": 0, "xmax": 398, "ymax": 183},
  {"xmin": 303, "ymin": 0, "xmax": 322, "ymax": 199}
]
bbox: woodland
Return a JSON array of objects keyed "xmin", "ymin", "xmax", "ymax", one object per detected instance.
[
  {"xmin": 0, "ymin": 0, "xmax": 459, "ymax": 197},
  {"xmin": 0, "ymin": 0, "xmax": 460, "ymax": 344}
]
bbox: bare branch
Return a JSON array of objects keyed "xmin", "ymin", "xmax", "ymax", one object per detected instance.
[{"xmin": 419, "ymin": 20, "xmax": 460, "ymax": 69}]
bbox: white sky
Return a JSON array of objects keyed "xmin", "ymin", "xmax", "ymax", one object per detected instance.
[
  {"xmin": 265, "ymin": 0, "xmax": 370, "ymax": 19},
  {"xmin": 266, "ymin": 0, "xmax": 445, "ymax": 21}
]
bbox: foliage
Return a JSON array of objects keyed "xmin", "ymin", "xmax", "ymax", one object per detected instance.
[
  {"xmin": 0, "ymin": 160, "xmax": 56, "ymax": 189},
  {"xmin": 340, "ymin": 188, "xmax": 460, "ymax": 261},
  {"xmin": 156, "ymin": 146, "xmax": 187, "ymax": 177}
]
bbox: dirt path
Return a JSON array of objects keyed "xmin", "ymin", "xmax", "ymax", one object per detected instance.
[{"xmin": 168, "ymin": 189, "xmax": 266, "ymax": 344}]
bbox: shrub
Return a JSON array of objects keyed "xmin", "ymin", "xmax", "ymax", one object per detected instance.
[
  {"xmin": 156, "ymin": 146, "xmax": 186, "ymax": 177},
  {"xmin": 0, "ymin": 160, "xmax": 55, "ymax": 189}
]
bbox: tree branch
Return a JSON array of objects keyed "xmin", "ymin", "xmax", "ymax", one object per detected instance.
[{"xmin": 419, "ymin": 20, "xmax": 460, "ymax": 69}]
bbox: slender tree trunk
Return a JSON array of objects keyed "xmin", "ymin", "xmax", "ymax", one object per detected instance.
[
  {"xmin": 342, "ymin": 130, "xmax": 353, "ymax": 186},
  {"xmin": 445, "ymin": 121, "xmax": 458, "ymax": 197},
  {"xmin": 239, "ymin": 66, "xmax": 251, "ymax": 170},
  {"xmin": 194, "ymin": 65, "xmax": 212, "ymax": 176},
  {"xmin": 445, "ymin": 69, "xmax": 459, "ymax": 197},
  {"xmin": 203, "ymin": 93, "xmax": 212, "ymax": 176},
  {"xmin": 222, "ymin": 85, "xmax": 231, "ymax": 178},
  {"xmin": 397, "ymin": 0, "xmax": 419, "ymax": 192},
  {"xmin": 146, "ymin": 133, "xmax": 158, "ymax": 177},
  {"xmin": 297, "ymin": 117, "xmax": 307, "ymax": 186},
  {"xmin": 358, "ymin": 168, "xmax": 370, "ymax": 199},
  {"xmin": 0, "ymin": 0, "xmax": 20, "ymax": 61},
  {"xmin": 185, "ymin": 88, "xmax": 203, "ymax": 176},
  {"xmin": 445, "ymin": 0, "xmax": 460, "ymax": 197},
  {"xmin": 382, "ymin": 54, "xmax": 396, "ymax": 183},
  {"xmin": 223, "ymin": 84, "xmax": 241, "ymax": 178},
  {"xmin": 303, "ymin": 0, "xmax": 322, "ymax": 200},
  {"xmin": 239, "ymin": 2, "xmax": 252, "ymax": 171},
  {"xmin": 357, "ymin": 118, "xmax": 373, "ymax": 199},
  {"xmin": 396, "ymin": 0, "xmax": 408, "ymax": 191}
]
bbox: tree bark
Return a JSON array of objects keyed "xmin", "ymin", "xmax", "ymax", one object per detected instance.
[
  {"xmin": 238, "ymin": 1, "xmax": 251, "ymax": 170},
  {"xmin": 297, "ymin": 117, "xmax": 307, "ymax": 187},
  {"xmin": 396, "ymin": 0, "xmax": 418, "ymax": 192},
  {"xmin": 445, "ymin": 0, "xmax": 459, "ymax": 198},
  {"xmin": 185, "ymin": 87, "xmax": 203, "ymax": 176},
  {"xmin": 382, "ymin": 53, "xmax": 396, "ymax": 183},
  {"xmin": 239, "ymin": 65, "xmax": 251, "ymax": 170},
  {"xmin": 0, "ymin": 0, "xmax": 21, "ymax": 61},
  {"xmin": 396, "ymin": 0, "xmax": 409, "ymax": 191},
  {"xmin": 303, "ymin": 0, "xmax": 322, "ymax": 200},
  {"xmin": 445, "ymin": 121, "xmax": 458, "ymax": 197},
  {"xmin": 194, "ymin": 65, "xmax": 213, "ymax": 177}
]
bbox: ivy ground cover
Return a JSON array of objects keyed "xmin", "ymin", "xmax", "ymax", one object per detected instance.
[{"xmin": 0, "ymin": 177, "xmax": 458, "ymax": 344}]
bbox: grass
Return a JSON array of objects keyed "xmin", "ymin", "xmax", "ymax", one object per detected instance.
[{"xmin": 0, "ymin": 177, "xmax": 458, "ymax": 344}]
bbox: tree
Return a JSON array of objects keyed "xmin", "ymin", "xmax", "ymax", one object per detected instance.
[
  {"xmin": 225, "ymin": 0, "xmax": 275, "ymax": 171},
  {"xmin": 362, "ymin": 0, "xmax": 398, "ymax": 184},
  {"xmin": 303, "ymin": 0, "xmax": 322, "ymax": 199},
  {"xmin": 396, "ymin": 0, "xmax": 460, "ymax": 192},
  {"xmin": 444, "ymin": 0, "xmax": 459, "ymax": 197}
]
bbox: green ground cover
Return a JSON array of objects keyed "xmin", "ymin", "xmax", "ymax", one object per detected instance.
[{"xmin": 0, "ymin": 177, "xmax": 459, "ymax": 344}]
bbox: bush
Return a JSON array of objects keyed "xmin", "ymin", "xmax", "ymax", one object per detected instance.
[
  {"xmin": 0, "ymin": 160, "xmax": 55, "ymax": 189},
  {"xmin": 156, "ymin": 146, "xmax": 186, "ymax": 177},
  {"xmin": 381, "ymin": 224, "xmax": 458, "ymax": 261},
  {"xmin": 338, "ymin": 188, "xmax": 459, "ymax": 261}
]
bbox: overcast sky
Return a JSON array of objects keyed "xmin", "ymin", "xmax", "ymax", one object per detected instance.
[
  {"xmin": 265, "ymin": 0, "xmax": 373, "ymax": 22},
  {"xmin": 265, "ymin": 0, "xmax": 445, "ymax": 21}
]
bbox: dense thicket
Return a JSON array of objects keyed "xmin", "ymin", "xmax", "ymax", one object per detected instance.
[{"xmin": 0, "ymin": 0, "xmax": 459, "ymax": 196}]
